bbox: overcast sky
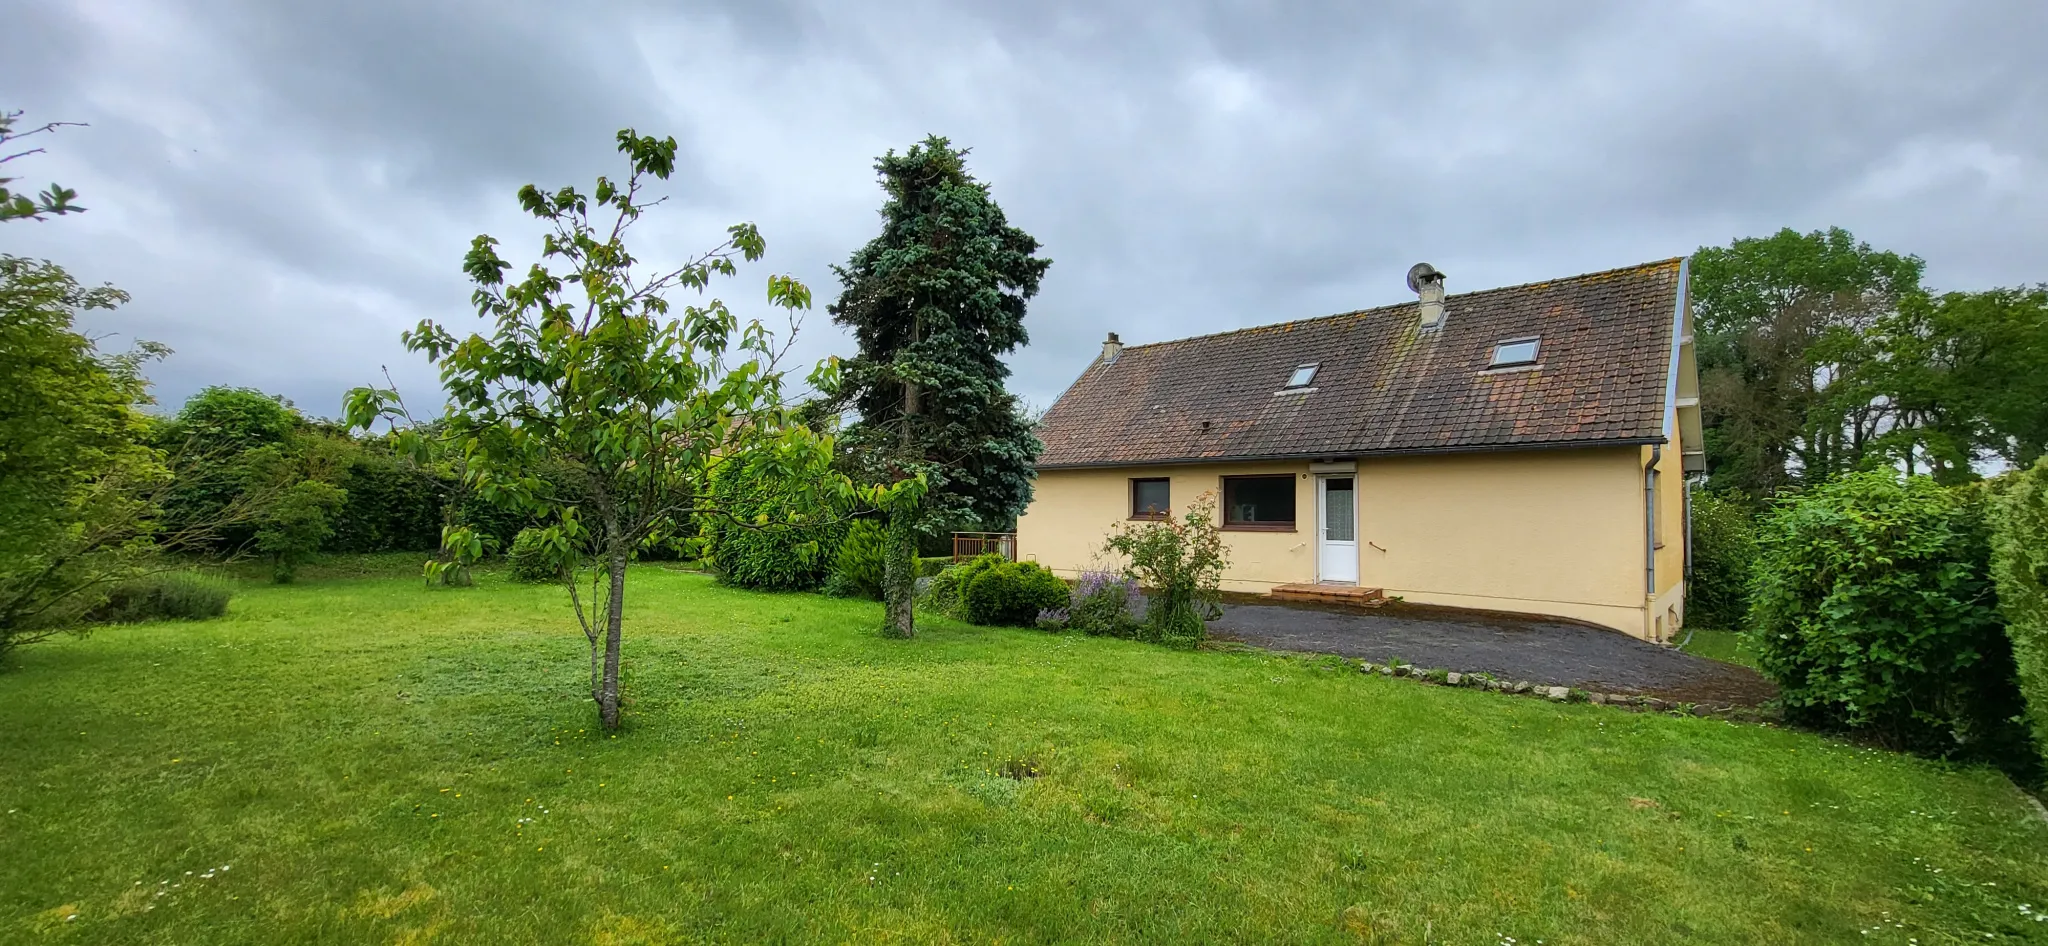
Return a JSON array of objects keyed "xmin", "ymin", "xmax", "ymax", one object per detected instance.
[{"xmin": 5, "ymin": 0, "xmax": 2044, "ymax": 420}]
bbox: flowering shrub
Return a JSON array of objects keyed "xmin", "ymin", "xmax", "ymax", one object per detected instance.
[
  {"xmin": 1067, "ymin": 569, "xmax": 1140, "ymax": 638},
  {"xmin": 1104, "ymin": 492, "xmax": 1227, "ymax": 647}
]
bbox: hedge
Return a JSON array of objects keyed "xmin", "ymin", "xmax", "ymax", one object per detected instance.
[
  {"xmin": 1747, "ymin": 471, "xmax": 2030, "ymax": 767},
  {"xmin": 1686, "ymin": 490, "xmax": 1755, "ymax": 631},
  {"xmin": 698, "ymin": 460, "xmax": 845, "ymax": 591},
  {"xmin": 1992, "ymin": 457, "xmax": 2048, "ymax": 770}
]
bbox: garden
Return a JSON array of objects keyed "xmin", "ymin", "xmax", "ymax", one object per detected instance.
[
  {"xmin": 4, "ymin": 562, "xmax": 2048, "ymax": 944},
  {"xmin": 8, "ymin": 117, "xmax": 2048, "ymax": 943}
]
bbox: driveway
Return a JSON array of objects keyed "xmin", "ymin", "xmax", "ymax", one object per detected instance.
[{"xmin": 1209, "ymin": 601, "xmax": 1776, "ymax": 706}]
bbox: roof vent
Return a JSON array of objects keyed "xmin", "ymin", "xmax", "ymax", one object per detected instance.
[
  {"xmin": 1101, "ymin": 332, "xmax": 1123, "ymax": 365},
  {"xmin": 1407, "ymin": 263, "xmax": 1447, "ymax": 330}
]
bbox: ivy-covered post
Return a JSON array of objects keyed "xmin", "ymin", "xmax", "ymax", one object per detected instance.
[{"xmin": 881, "ymin": 493, "xmax": 920, "ymax": 638}]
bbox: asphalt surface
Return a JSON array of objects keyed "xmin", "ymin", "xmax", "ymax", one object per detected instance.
[{"xmin": 1209, "ymin": 601, "xmax": 1777, "ymax": 705}]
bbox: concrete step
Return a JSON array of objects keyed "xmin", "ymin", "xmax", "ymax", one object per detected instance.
[{"xmin": 1267, "ymin": 583, "xmax": 1388, "ymax": 608}]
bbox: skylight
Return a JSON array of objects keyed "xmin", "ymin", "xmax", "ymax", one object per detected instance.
[
  {"xmin": 1284, "ymin": 363, "xmax": 1319, "ymax": 388},
  {"xmin": 1489, "ymin": 338, "xmax": 1540, "ymax": 368}
]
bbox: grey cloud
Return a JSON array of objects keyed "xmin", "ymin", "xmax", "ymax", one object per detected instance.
[{"xmin": 2, "ymin": 0, "xmax": 2043, "ymax": 419}]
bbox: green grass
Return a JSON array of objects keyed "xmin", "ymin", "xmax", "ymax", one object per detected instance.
[
  {"xmin": 1678, "ymin": 628, "xmax": 1759, "ymax": 669},
  {"xmin": 3, "ymin": 568, "xmax": 2046, "ymax": 945}
]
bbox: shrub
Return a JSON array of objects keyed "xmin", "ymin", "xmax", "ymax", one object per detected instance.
[
  {"xmin": 1992, "ymin": 457, "xmax": 2048, "ymax": 769},
  {"xmin": 508, "ymin": 527, "xmax": 566, "ymax": 583},
  {"xmin": 920, "ymin": 554, "xmax": 1005, "ymax": 619},
  {"xmin": 89, "ymin": 571, "xmax": 233, "ymax": 623},
  {"xmin": 255, "ymin": 479, "xmax": 348, "ymax": 583},
  {"xmin": 1747, "ymin": 471, "xmax": 2030, "ymax": 764},
  {"xmin": 1104, "ymin": 491, "xmax": 1228, "ymax": 647},
  {"xmin": 1687, "ymin": 490, "xmax": 1756, "ymax": 631},
  {"xmin": 963, "ymin": 560, "xmax": 1069, "ymax": 627},
  {"xmin": 917, "ymin": 556, "xmax": 951, "ymax": 578},
  {"xmin": 698, "ymin": 459, "xmax": 844, "ymax": 591},
  {"xmin": 825, "ymin": 519, "xmax": 887, "ymax": 600},
  {"xmin": 1067, "ymin": 569, "xmax": 1140, "ymax": 638}
]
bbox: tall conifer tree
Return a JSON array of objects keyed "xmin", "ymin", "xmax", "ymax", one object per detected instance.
[{"xmin": 829, "ymin": 136, "xmax": 1051, "ymax": 637}]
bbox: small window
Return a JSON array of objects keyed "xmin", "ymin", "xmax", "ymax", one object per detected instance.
[
  {"xmin": 1489, "ymin": 338, "xmax": 1540, "ymax": 367},
  {"xmin": 1130, "ymin": 478, "xmax": 1170, "ymax": 520},
  {"xmin": 1222, "ymin": 475, "xmax": 1296, "ymax": 530},
  {"xmin": 1283, "ymin": 363, "xmax": 1319, "ymax": 388}
]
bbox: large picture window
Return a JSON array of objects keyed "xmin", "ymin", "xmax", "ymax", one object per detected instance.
[
  {"xmin": 1222, "ymin": 475, "xmax": 1296, "ymax": 531},
  {"xmin": 1130, "ymin": 477, "xmax": 1171, "ymax": 520}
]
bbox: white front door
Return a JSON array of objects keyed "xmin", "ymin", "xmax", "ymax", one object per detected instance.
[{"xmin": 1317, "ymin": 475, "xmax": 1358, "ymax": 583}]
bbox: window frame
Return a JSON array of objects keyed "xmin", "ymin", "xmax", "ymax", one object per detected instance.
[
  {"xmin": 1282, "ymin": 363, "xmax": 1320, "ymax": 389},
  {"xmin": 1220, "ymin": 474, "xmax": 1298, "ymax": 532},
  {"xmin": 1128, "ymin": 477, "xmax": 1172, "ymax": 521},
  {"xmin": 1487, "ymin": 337, "xmax": 1542, "ymax": 368}
]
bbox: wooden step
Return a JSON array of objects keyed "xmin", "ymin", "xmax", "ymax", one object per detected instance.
[{"xmin": 1267, "ymin": 583, "xmax": 1387, "ymax": 608}]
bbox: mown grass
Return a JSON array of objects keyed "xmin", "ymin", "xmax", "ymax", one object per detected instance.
[
  {"xmin": 3, "ymin": 566, "xmax": 2045, "ymax": 944},
  {"xmin": 1677, "ymin": 628, "xmax": 1759, "ymax": 670}
]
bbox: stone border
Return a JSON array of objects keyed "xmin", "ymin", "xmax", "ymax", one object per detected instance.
[{"xmin": 1354, "ymin": 659, "xmax": 1773, "ymax": 721}]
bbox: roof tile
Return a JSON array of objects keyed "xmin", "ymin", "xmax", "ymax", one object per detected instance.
[{"xmin": 1035, "ymin": 259, "xmax": 1681, "ymax": 468}]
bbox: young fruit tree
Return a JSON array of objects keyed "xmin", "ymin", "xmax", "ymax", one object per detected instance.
[
  {"xmin": 827, "ymin": 136, "xmax": 1050, "ymax": 637},
  {"xmin": 346, "ymin": 129, "xmax": 908, "ymax": 730}
]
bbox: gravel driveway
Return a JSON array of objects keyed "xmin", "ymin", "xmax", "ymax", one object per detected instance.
[{"xmin": 1209, "ymin": 601, "xmax": 1776, "ymax": 705}]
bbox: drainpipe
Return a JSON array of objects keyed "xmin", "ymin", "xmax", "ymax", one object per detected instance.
[{"xmin": 1644, "ymin": 445, "xmax": 1661, "ymax": 601}]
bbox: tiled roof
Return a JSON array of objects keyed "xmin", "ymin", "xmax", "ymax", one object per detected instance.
[{"xmin": 1035, "ymin": 258, "xmax": 1683, "ymax": 468}]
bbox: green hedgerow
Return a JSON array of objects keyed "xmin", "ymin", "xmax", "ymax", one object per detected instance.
[
  {"xmin": 1687, "ymin": 490, "xmax": 1757, "ymax": 631},
  {"xmin": 1992, "ymin": 457, "xmax": 2048, "ymax": 772},
  {"xmin": 963, "ymin": 560, "xmax": 1069, "ymax": 627},
  {"xmin": 1747, "ymin": 470, "xmax": 2031, "ymax": 770}
]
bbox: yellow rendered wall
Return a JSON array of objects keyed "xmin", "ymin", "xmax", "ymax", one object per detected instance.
[
  {"xmin": 1643, "ymin": 434, "xmax": 1689, "ymax": 641},
  {"xmin": 1354, "ymin": 448, "xmax": 1649, "ymax": 635},
  {"xmin": 1017, "ymin": 461, "xmax": 1316, "ymax": 593},
  {"xmin": 1018, "ymin": 447, "xmax": 1676, "ymax": 637}
]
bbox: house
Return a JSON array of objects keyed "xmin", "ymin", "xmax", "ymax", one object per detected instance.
[{"xmin": 1016, "ymin": 259, "xmax": 1704, "ymax": 641}]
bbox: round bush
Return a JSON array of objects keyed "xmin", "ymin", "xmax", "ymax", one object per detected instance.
[
  {"xmin": 1747, "ymin": 471, "xmax": 2028, "ymax": 761},
  {"xmin": 919, "ymin": 554, "xmax": 1004, "ymax": 618},
  {"xmin": 963, "ymin": 561, "xmax": 1070, "ymax": 627},
  {"xmin": 508, "ymin": 527, "xmax": 564, "ymax": 583},
  {"xmin": 825, "ymin": 519, "xmax": 887, "ymax": 600}
]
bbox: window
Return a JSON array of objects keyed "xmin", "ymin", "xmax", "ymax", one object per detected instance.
[
  {"xmin": 1130, "ymin": 477, "xmax": 1170, "ymax": 520},
  {"xmin": 1488, "ymin": 337, "xmax": 1540, "ymax": 368},
  {"xmin": 1222, "ymin": 475, "xmax": 1296, "ymax": 530},
  {"xmin": 1283, "ymin": 363, "xmax": 1319, "ymax": 388}
]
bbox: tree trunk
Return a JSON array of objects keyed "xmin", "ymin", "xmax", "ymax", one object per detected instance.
[
  {"xmin": 881, "ymin": 507, "xmax": 917, "ymax": 638},
  {"xmin": 598, "ymin": 546, "xmax": 627, "ymax": 730}
]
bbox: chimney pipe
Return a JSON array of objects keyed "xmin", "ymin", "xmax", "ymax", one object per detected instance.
[
  {"xmin": 1414, "ymin": 268, "xmax": 1447, "ymax": 330},
  {"xmin": 1101, "ymin": 332, "xmax": 1123, "ymax": 364}
]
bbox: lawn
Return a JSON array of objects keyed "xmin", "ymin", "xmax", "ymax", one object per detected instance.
[
  {"xmin": 3, "ymin": 566, "xmax": 2046, "ymax": 945},
  {"xmin": 1676, "ymin": 628, "xmax": 1759, "ymax": 670}
]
